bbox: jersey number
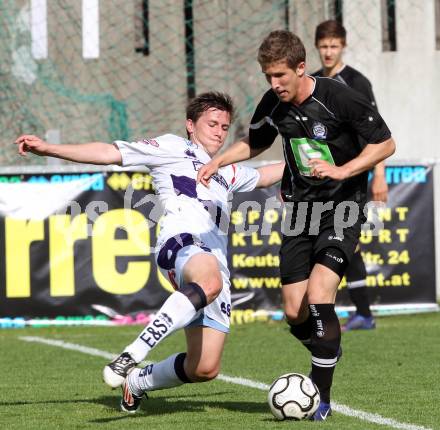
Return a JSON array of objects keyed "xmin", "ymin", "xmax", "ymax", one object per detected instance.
[{"xmin": 221, "ymin": 302, "xmax": 231, "ymax": 317}]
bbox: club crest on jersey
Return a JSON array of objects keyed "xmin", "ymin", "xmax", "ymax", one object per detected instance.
[
  {"xmin": 184, "ymin": 148, "xmax": 197, "ymax": 158},
  {"xmin": 185, "ymin": 139, "xmax": 198, "ymax": 149},
  {"xmin": 142, "ymin": 138, "xmax": 159, "ymax": 147},
  {"xmin": 312, "ymin": 122, "xmax": 327, "ymax": 139}
]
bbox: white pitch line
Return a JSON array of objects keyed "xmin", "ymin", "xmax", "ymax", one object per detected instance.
[
  {"xmin": 20, "ymin": 336, "xmax": 116, "ymax": 360},
  {"xmin": 20, "ymin": 336, "xmax": 433, "ymax": 430},
  {"xmin": 216, "ymin": 374, "xmax": 270, "ymax": 391},
  {"xmin": 216, "ymin": 375, "xmax": 432, "ymax": 430},
  {"xmin": 331, "ymin": 404, "xmax": 433, "ymax": 430}
]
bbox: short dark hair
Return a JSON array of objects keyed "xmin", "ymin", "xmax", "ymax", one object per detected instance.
[
  {"xmin": 258, "ymin": 30, "xmax": 306, "ymax": 70},
  {"xmin": 315, "ymin": 20, "xmax": 347, "ymax": 46},
  {"xmin": 186, "ymin": 92, "xmax": 235, "ymax": 123}
]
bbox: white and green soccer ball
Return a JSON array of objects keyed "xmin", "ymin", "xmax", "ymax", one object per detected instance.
[{"xmin": 268, "ymin": 373, "xmax": 320, "ymax": 420}]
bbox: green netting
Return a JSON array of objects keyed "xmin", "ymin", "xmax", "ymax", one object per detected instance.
[{"xmin": 0, "ymin": 0, "xmax": 400, "ymax": 166}]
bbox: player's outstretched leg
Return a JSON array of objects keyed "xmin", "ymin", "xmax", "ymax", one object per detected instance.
[
  {"xmin": 120, "ymin": 326, "xmax": 226, "ymax": 413},
  {"xmin": 103, "ymin": 284, "xmax": 206, "ymax": 388},
  {"xmin": 103, "ymin": 250, "xmax": 222, "ymax": 388}
]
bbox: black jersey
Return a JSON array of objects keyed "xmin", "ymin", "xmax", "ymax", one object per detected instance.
[
  {"xmin": 313, "ymin": 65, "xmax": 377, "ymax": 110},
  {"xmin": 249, "ymin": 77, "xmax": 391, "ymax": 203}
]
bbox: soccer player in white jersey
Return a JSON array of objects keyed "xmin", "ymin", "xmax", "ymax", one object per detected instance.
[{"xmin": 15, "ymin": 92, "xmax": 284, "ymax": 413}]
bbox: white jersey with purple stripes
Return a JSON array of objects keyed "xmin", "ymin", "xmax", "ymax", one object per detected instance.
[{"xmin": 114, "ymin": 133, "xmax": 259, "ymax": 297}]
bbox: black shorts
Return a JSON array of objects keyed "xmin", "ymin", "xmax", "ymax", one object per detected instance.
[{"xmin": 279, "ymin": 202, "xmax": 365, "ymax": 284}]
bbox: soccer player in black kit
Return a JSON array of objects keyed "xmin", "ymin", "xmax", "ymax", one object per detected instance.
[
  {"xmin": 198, "ymin": 30, "xmax": 395, "ymax": 420},
  {"xmin": 313, "ymin": 20, "xmax": 389, "ymax": 331}
]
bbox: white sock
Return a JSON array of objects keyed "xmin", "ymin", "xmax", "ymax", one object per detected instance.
[
  {"xmin": 124, "ymin": 291, "xmax": 198, "ymax": 363},
  {"xmin": 127, "ymin": 354, "xmax": 186, "ymax": 396}
]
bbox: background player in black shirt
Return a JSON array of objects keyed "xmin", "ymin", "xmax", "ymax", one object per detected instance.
[
  {"xmin": 198, "ymin": 30, "xmax": 395, "ymax": 420},
  {"xmin": 313, "ymin": 20, "xmax": 389, "ymax": 331}
]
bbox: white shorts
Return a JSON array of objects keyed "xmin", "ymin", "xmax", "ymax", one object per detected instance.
[{"xmin": 156, "ymin": 234, "xmax": 231, "ymax": 333}]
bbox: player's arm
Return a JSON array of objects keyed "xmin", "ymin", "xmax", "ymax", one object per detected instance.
[
  {"xmin": 371, "ymin": 160, "xmax": 388, "ymax": 202},
  {"xmin": 309, "ymin": 138, "xmax": 395, "ymax": 181},
  {"xmin": 344, "ymin": 138, "xmax": 395, "ymax": 179},
  {"xmin": 256, "ymin": 162, "xmax": 285, "ymax": 188},
  {"xmin": 212, "ymin": 136, "xmax": 267, "ymax": 166},
  {"xmin": 197, "ymin": 136, "xmax": 268, "ymax": 186},
  {"xmin": 15, "ymin": 134, "xmax": 122, "ymax": 165}
]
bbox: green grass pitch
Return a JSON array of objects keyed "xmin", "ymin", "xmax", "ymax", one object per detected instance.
[{"xmin": 1, "ymin": 312, "xmax": 439, "ymax": 430}]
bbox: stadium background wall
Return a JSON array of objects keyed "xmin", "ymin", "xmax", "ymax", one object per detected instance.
[{"xmin": 0, "ymin": 0, "xmax": 440, "ymax": 299}]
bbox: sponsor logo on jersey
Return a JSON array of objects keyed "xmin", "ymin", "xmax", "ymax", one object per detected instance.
[
  {"xmin": 312, "ymin": 122, "xmax": 327, "ymax": 139},
  {"xmin": 289, "ymin": 137, "xmax": 335, "ymax": 177},
  {"xmin": 142, "ymin": 138, "xmax": 159, "ymax": 147}
]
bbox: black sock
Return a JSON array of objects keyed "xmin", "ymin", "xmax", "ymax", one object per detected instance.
[
  {"xmin": 345, "ymin": 251, "xmax": 372, "ymax": 317},
  {"xmin": 179, "ymin": 282, "xmax": 207, "ymax": 311},
  {"xmin": 287, "ymin": 314, "xmax": 312, "ymax": 352},
  {"xmin": 174, "ymin": 352, "xmax": 192, "ymax": 383},
  {"xmin": 348, "ymin": 286, "xmax": 372, "ymax": 317},
  {"xmin": 309, "ymin": 304, "xmax": 341, "ymax": 404},
  {"xmin": 345, "ymin": 250, "xmax": 367, "ymax": 282}
]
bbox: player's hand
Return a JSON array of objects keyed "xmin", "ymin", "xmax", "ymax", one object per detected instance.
[
  {"xmin": 15, "ymin": 135, "xmax": 49, "ymax": 156},
  {"xmin": 370, "ymin": 174, "xmax": 388, "ymax": 203},
  {"xmin": 308, "ymin": 159, "xmax": 346, "ymax": 181},
  {"xmin": 197, "ymin": 159, "xmax": 220, "ymax": 187}
]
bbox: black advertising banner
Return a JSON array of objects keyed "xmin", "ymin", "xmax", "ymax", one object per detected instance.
[
  {"xmin": 343, "ymin": 165, "xmax": 436, "ymax": 305},
  {"xmin": 0, "ymin": 165, "xmax": 436, "ymax": 319},
  {"xmin": 230, "ymin": 165, "xmax": 436, "ymax": 309},
  {"xmin": 227, "ymin": 185, "xmax": 283, "ymax": 311}
]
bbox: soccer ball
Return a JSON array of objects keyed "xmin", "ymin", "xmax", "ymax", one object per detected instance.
[{"xmin": 268, "ymin": 373, "xmax": 320, "ymax": 420}]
